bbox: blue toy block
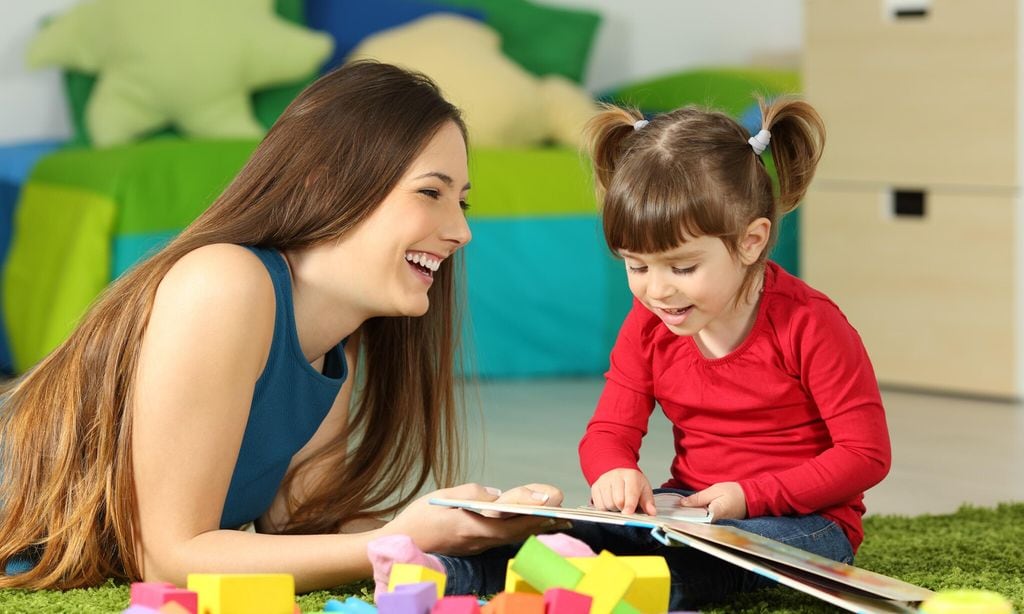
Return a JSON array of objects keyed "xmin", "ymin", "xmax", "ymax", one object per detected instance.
[
  {"xmin": 377, "ymin": 581, "xmax": 437, "ymax": 614},
  {"xmin": 324, "ymin": 597, "xmax": 378, "ymax": 613}
]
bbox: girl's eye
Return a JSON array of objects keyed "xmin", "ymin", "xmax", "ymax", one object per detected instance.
[
  {"xmin": 420, "ymin": 189, "xmax": 441, "ymax": 199},
  {"xmin": 627, "ymin": 265, "xmax": 647, "ymax": 274},
  {"xmin": 672, "ymin": 266, "xmax": 697, "ymax": 275}
]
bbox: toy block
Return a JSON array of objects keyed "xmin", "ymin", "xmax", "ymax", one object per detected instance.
[
  {"xmin": 543, "ymin": 588, "xmax": 591, "ymax": 614},
  {"xmin": 131, "ymin": 581, "xmax": 199, "ymax": 613},
  {"xmin": 508, "ymin": 536, "xmax": 583, "ymax": 593},
  {"xmin": 387, "ymin": 563, "xmax": 446, "ymax": 599},
  {"xmin": 606, "ymin": 557, "xmax": 668, "ymax": 614},
  {"xmin": 430, "ymin": 596, "xmax": 481, "ymax": 614},
  {"xmin": 122, "ymin": 607, "xmax": 159, "ymax": 614},
  {"xmin": 610, "ymin": 600, "xmax": 641, "ymax": 614},
  {"xmin": 324, "ymin": 597, "xmax": 378, "ymax": 614},
  {"xmin": 479, "ymin": 592, "xmax": 543, "ymax": 614},
  {"xmin": 573, "ymin": 551, "xmax": 636, "ymax": 614},
  {"xmin": 158, "ymin": 604, "xmax": 192, "ymax": 614},
  {"xmin": 502, "ymin": 560, "xmax": 540, "ymax": 595},
  {"xmin": 377, "ymin": 581, "xmax": 437, "ymax": 614},
  {"xmin": 186, "ymin": 573, "xmax": 295, "ymax": 614}
]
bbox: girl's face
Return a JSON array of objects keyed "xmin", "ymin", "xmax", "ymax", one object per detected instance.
[
  {"xmin": 323, "ymin": 121, "xmax": 472, "ymax": 318},
  {"xmin": 619, "ymin": 221, "xmax": 769, "ymax": 343}
]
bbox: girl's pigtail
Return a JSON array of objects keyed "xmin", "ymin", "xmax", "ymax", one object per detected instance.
[
  {"xmin": 583, "ymin": 103, "xmax": 646, "ymax": 196},
  {"xmin": 759, "ymin": 98, "xmax": 826, "ymax": 213}
]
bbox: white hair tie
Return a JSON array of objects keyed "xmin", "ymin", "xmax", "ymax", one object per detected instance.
[
  {"xmin": 748, "ymin": 129, "xmax": 771, "ymax": 155},
  {"xmin": 633, "ymin": 119, "xmax": 649, "ymax": 131}
]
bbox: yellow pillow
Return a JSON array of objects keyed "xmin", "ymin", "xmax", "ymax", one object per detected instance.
[{"xmin": 350, "ymin": 15, "xmax": 594, "ymax": 148}]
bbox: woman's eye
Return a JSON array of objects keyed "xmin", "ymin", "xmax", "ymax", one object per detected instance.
[
  {"xmin": 459, "ymin": 200, "xmax": 471, "ymax": 211},
  {"xmin": 672, "ymin": 266, "xmax": 697, "ymax": 275},
  {"xmin": 420, "ymin": 189, "xmax": 441, "ymax": 199}
]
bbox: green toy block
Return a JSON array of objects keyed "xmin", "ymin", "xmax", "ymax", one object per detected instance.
[{"xmin": 509, "ymin": 536, "xmax": 584, "ymax": 593}]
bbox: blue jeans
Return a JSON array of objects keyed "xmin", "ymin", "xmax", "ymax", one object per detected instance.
[{"xmin": 437, "ymin": 489, "xmax": 854, "ymax": 610}]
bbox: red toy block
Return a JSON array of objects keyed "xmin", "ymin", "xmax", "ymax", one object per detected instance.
[
  {"xmin": 543, "ymin": 588, "xmax": 592, "ymax": 614},
  {"xmin": 431, "ymin": 595, "xmax": 481, "ymax": 614},
  {"xmin": 481, "ymin": 592, "xmax": 544, "ymax": 614},
  {"xmin": 130, "ymin": 581, "xmax": 198, "ymax": 614}
]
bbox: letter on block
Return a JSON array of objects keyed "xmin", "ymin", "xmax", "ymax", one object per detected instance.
[
  {"xmin": 388, "ymin": 564, "xmax": 446, "ymax": 599},
  {"xmin": 431, "ymin": 595, "xmax": 481, "ymax": 614},
  {"xmin": 543, "ymin": 588, "xmax": 592, "ymax": 614},
  {"xmin": 377, "ymin": 581, "xmax": 437, "ymax": 614},
  {"xmin": 131, "ymin": 581, "xmax": 198, "ymax": 613},
  {"xmin": 480, "ymin": 592, "xmax": 544, "ymax": 614},
  {"xmin": 574, "ymin": 551, "xmax": 636, "ymax": 614},
  {"xmin": 508, "ymin": 536, "xmax": 583, "ymax": 593},
  {"xmin": 186, "ymin": 573, "xmax": 295, "ymax": 614}
]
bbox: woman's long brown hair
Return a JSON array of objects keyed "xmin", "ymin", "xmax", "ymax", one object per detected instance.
[{"xmin": 0, "ymin": 60, "xmax": 467, "ymax": 589}]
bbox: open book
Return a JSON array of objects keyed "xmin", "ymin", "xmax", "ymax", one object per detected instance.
[{"xmin": 429, "ymin": 496, "xmax": 935, "ymax": 614}]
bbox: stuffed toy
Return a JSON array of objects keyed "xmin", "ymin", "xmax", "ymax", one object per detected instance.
[
  {"xmin": 27, "ymin": 0, "xmax": 332, "ymax": 147},
  {"xmin": 350, "ymin": 15, "xmax": 596, "ymax": 148}
]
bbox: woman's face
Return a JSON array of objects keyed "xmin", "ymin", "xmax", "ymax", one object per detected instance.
[{"xmin": 326, "ymin": 121, "xmax": 472, "ymax": 318}]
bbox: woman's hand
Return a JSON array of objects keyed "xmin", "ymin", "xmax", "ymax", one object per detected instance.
[
  {"xmin": 679, "ymin": 482, "xmax": 747, "ymax": 520},
  {"xmin": 385, "ymin": 482, "xmax": 568, "ymax": 556},
  {"xmin": 590, "ymin": 468, "xmax": 657, "ymax": 516}
]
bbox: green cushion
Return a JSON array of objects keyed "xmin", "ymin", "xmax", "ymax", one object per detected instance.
[
  {"xmin": 428, "ymin": 0, "xmax": 601, "ymax": 83},
  {"xmin": 602, "ymin": 67, "xmax": 801, "ymax": 117},
  {"xmin": 28, "ymin": 0, "xmax": 330, "ymax": 147}
]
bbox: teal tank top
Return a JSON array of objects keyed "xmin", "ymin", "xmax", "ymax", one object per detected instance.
[{"xmin": 219, "ymin": 246, "xmax": 348, "ymax": 528}]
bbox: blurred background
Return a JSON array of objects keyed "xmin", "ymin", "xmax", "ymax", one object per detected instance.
[{"xmin": 0, "ymin": 0, "xmax": 1021, "ymax": 514}]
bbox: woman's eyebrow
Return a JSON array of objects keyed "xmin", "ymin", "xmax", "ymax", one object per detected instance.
[{"xmin": 413, "ymin": 171, "xmax": 470, "ymax": 191}]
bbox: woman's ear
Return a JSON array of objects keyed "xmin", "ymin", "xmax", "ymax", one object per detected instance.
[{"xmin": 739, "ymin": 217, "xmax": 771, "ymax": 265}]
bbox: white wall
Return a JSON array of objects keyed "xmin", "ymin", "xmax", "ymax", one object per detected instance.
[
  {"xmin": 0, "ymin": 0, "xmax": 803, "ymax": 145},
  {"xmin": 539, "ymin": 0, "xmax": 803, "ymax": 93},
  {"xmin": 0, "ymin": 0, "xmax": 78, "ymax": 145}
]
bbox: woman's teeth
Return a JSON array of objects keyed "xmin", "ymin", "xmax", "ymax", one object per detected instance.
[{"xmin": 405, "ymin": 252, "xmax": 441, "ymax": 272}]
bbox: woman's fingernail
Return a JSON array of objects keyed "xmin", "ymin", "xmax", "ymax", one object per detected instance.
[
  {"xmin": 485, "ymin": 487, "xmax": 502, "ymax": 496},
  {"xmin": 531, "ymin": 491, "xmax": 550, "ymax": 503}
]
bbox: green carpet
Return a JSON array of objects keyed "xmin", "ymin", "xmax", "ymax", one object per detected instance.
[{"xmin": 0, "ymin": 504, "xmax": 1020, "ymax": 613}]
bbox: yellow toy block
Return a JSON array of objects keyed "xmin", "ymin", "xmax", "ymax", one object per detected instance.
[
  {"xmin": 387, "ymin": 563, "xmax": 446, "ymax": 599},
  {"xmin": 186, "ymin": 573, "xmax": 295, "ymax": 614},
  {"xmin": 505, "ymin": 555, "xmax": 668, "ymax": 613},
  {"xmin": 572, "ymin": 552, "xmax": 636, "ymax": 614}
]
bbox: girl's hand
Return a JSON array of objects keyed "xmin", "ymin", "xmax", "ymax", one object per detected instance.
[
  {"xmin": 679, "ymin": 482, "xmax": 747, "ymax": 520},
  {"xmin": 590, "ymin": 468, "xmax": 658, "ymax": 516},
  {"xmin": 385, "ymin": 483, "xmax": 569, "ymax": 556}
]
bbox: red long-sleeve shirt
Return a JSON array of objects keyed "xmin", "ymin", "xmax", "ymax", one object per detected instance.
[{"xmin": 579, "ymin": 262, "xmax": 891, "ymax": 550}]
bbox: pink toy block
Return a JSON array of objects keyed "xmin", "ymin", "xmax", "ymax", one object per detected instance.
[
  {"xmin": 480, "ymin": 592, "xmax": 543, "ymax": 614},
  {"xmin": 543, "ymin": 588, "xmax": 592, "ymax": 614},
  {"xmin": 377, "ymin": 581, "xmax": 437, "ymax": 614},
  {"xmin": 121, "ymin": 607, "xmax": 159, "ymax": 614},
  {"xmin": 130, "ymin": 581, "xmax": 198, "ymax": 614},
  {"xmin": 430, "ymin": 596, "xmax": 480, "ymax": 614}
]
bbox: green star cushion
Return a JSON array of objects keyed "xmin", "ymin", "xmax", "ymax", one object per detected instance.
[
  {"xmin": 427, "ymin": 0, "xmax": 601, "ymax": 83},
  {"xmin": 27, "ymin": 0, "xmax": 332, "ymax": 147}
]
